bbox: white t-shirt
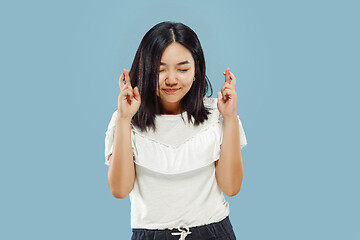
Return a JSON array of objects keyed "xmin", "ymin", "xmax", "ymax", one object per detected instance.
[{"xmin": 104, "ymin": 97, "xmax": 247, "ymax": 230}]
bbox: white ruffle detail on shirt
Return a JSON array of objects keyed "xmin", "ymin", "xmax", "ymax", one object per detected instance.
[
  {"xmin": 131, "ymin": 116, "xmax": 223, "ymax": 175},
  {"xmin": 104, "ymin": 97, "xmax": 247, "ymax": 170}
]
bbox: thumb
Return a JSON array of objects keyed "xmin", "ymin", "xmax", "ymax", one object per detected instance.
[
  {"xmin": 133, "ymin": 86, "xmax": 141, "ymax": 101},
  {"xmin": 217, "ymin": 91, "xmax": 223, "ymax": 101}
]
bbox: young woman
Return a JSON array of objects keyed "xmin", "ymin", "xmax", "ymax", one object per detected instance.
[{"xmin": 105, "ymin": 21, "xmax": 247, "ymax": 240}]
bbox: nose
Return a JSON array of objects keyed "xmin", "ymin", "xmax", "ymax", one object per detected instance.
[{"xmin": 165, "ymin": 70, "xmax": 178, "ymax": 86}]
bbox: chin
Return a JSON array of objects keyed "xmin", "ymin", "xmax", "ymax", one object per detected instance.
[
  {"xmin": 159, "ymin": 93, "xmax": 183, "ymax": 102},
  {"xmin": 161, "ymin": 97, "xmax": 182, "ymax": 103}
]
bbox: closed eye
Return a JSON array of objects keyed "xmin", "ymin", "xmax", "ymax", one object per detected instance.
[{"xmin": 158, "ymin": 69, "xmax": 189, "ymax": 72}]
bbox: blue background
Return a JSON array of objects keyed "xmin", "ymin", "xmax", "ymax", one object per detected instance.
[{"xmin": 1, "ymin": 0, "xmax": 359, "ymax": 239}]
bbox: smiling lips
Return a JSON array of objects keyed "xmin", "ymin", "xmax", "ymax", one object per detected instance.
[{"xmin": 163, "ymin": 88, "xmax": 180, "ymax": 93}]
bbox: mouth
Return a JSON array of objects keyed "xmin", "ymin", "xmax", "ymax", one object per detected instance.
[{"xmin": 163, "ymin": 88, "xmax": 180, "ymax": 94}]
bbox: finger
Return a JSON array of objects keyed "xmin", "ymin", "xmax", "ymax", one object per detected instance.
[
  {"xmin": 217, "ymin": 91, "xmax": 223, "ymax": 102},
  {"xmin": 121, "ymin": 84, "xmax": 130, "ymax": 92},
  {"xmin": 121, "ymin": 71, "xmax": 133, "ymax": 91},
  {"xmin": 223, "ymin": 88, "xmax": 235, "ymax": 100},
  {"xmin": 120, "ymin": 87, "xmax": 133, "ymax": 96},
  {"xmin": 121, "ymin": 88, "xmax": 134, "ymax": 100},
  {"xmin": 124, "ymin": 69, "xmax": 131, "ymax": 86},
  {"xmin": 221, "ymin": 82, "xmax": 232, "ymax": 92},
  {"xmin": 225, "ymin": 68, "xmax": 231, "ymax": 84},
  {"xmin": 133, "ymin": 86, "xmax": 141, "ymax": 102},
  {"xmin": 119, "ymin": 71, "xmax": 125, "ymax": 89},
  {"xmin": 229, "ymin": 71, "xmax": 237, "ymax": 87},
  {"xmin": 221, "ymin": 87, "xmax": 228, "ymax": 101}
]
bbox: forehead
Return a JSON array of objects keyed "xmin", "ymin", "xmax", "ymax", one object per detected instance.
[{"xmin": 160, "ymin": 42, "xmax": 194, "ymax": 64}]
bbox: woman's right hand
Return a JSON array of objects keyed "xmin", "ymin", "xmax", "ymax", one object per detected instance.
[{"xmin": 117, "ymin": 69, "xmax": 141, "ymax": 121}]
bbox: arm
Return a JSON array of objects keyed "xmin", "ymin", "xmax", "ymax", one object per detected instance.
[
  {"xmin": 107, "ymin": 118, "xmax": 136, "ymax": 199},
  {"xmin": 107, "ymin": 68, "xmax": 140, "ymax": 199},
  {"xmin": 215, "ymin": 116, "xmax": 243, "ymax": 197},
  {"xmin": 215, "ymin": 68, "xmax": 243, "ymax": 197}
]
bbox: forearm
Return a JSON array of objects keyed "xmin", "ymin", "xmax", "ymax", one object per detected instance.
[
  {"xmin": 107, "ymin": 118, "xmax": 135, "ymax": 199},
  {"xmin": 215, "ymin": 116, "xmax": 243, "ymax": 196}
]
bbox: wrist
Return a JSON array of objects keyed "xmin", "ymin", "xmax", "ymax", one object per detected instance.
[
  {"xmin": 116, "ymin": 115, "xmax": 132, "ymax": 126},
  {"xmin": 222, "ymin": 114, "xmax": 238, "ymax": 122},
  {"xmin": 222, "ymin": 115, "xmax": 238, "ymax": 128}
]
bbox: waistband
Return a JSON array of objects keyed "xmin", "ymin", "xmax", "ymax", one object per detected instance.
[{"xmin": 132, "ymin": 216, "xmax": 233, "ymax": 240}]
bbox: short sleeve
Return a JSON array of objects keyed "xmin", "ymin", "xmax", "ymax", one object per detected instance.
[
  {"xmin": 237, "ymin": 116, "xmax": 248, "ymax": 150},
  {"xmin": 218, "ymin": 115, "xmax": 248, "ymax": 150},
  {"xmin": 207, "ymin": 97, "xmax": 247, "ymax": 150},
  {"xmin": 104, "ymin": 110, "xmax": 136, "ymax": 166},
  {"xmin": 104, "ymin": 110, "xmax": 118, "ymax": 165}
]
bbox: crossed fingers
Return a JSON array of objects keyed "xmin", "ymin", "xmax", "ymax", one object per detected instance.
[
  {"xmin": 222, "ymin": 68, "xmax": 237, "ymax": 87},
  {"xmin": 221, "ymin": 68, "xmax": 237, "ymax": 101},
  {"xmin": 119, "ymin": 69, "xmax": 133, "ymax": 101},
  {"xmin": 119, "ymin": 69, "xmax": 131, "ymax": 90}
]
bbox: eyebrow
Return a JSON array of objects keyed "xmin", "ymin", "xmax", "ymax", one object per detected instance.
[{"xmin": 160, "ymin": 60, "xmax": 191, "ymax": 66}]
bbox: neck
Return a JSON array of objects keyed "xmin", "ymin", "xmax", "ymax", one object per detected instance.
[{"xmin": 161, "ymin": 100, "xmax": 183, "ymax": 115}]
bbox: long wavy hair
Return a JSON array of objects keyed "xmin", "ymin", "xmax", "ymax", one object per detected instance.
[{"xmin": 128, "ymin": 21, "xmax": 213, "ymax": 132}]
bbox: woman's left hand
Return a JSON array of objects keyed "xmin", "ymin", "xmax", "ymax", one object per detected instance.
[{"xmin": 217, "ymin": 68, "xmax": 238, "ymax": 119}]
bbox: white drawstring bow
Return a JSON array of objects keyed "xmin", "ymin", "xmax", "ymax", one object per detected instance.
[{"xmin": 171, "ymin": 226, "xmax": 192, "ymax": 240}]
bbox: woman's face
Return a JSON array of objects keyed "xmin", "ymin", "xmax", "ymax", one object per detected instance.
[{"xmin": 157, "ymin": 42, "xmax": 195, "ymax": 114}]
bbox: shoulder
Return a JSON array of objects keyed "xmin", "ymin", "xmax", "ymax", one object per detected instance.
[
  {"xmin": 106, "ymin": 109, "xmax": 119, "ymax": 132},
  {"xmin": 203, "ymin": 96, "xmax": 218, "ymax": 108},
  {"xmin": 202, "ymin": 97, "xmax": 222, "ymax": 123},
  {"xmin": 111, "ymin": 109, "xmax": 119, "ymax": 119}
]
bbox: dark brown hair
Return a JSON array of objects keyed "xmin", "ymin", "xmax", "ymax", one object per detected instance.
[{"xmin": 129, "ymin": 21, "xmax": 213, "ymax": 132}]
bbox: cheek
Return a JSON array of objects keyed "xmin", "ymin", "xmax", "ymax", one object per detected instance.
[
  {"xmin": 156, "ymin": 77, "xmax": 165, "ymax": 95},
  {"xmin": 180, "ymin": 69, "xmax": 194, "ymax": 80},
  {"xmin": 159, "ymin": 73, "xmax": 166, "ymax": 83},
  {"xmin": 158, "ymin": 75, "xmax": 165, "ymax": 85},
  {"xmin": 180, "ymin": 74, "xmax": 194, "ymax": 86}
]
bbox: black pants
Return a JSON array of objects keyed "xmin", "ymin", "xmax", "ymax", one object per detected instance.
[{"xmin": 131, "ymin": 216, "xmax": 236, "ymax": 240}]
